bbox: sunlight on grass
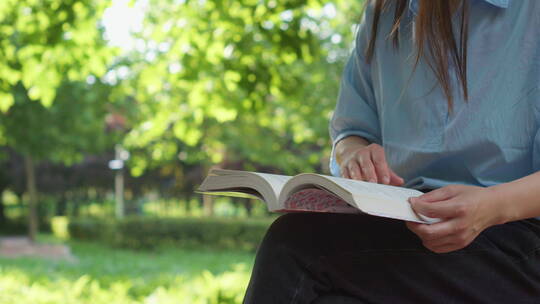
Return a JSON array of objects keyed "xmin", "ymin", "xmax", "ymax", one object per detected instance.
[
  {"xmin": 0, "ymin": 235, "xmax": 254, "ymax": 304},
  {"xmin": 0, "ymin": 266, "xmax": 250, "ymax": 304}
]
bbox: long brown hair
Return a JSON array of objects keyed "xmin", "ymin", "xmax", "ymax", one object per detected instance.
[{"xmin": 366, "ymin": 0, "xmax": 470, "ymax": 111}]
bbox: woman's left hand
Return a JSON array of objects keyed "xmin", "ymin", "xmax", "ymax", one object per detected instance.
[{"xmin": 406, "ymin": 185, "xmax": 506, "ymax": 253}]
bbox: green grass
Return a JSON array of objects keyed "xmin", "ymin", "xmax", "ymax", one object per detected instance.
[{"xmin": 0, "ymin": 234, "xmax": 256, "ymax": 303}]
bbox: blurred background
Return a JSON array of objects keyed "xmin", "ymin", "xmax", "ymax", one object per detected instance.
[{"xmin": 0, "ymin": 0, "xmax": 362, "ymax": 302}]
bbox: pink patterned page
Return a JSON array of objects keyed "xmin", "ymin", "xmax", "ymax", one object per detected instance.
[{"xmin": 278, "ymin": 189, "xmax": 360, "ymax": 214}]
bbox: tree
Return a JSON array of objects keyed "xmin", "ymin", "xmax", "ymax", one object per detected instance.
[
  {"xmin": 122, "ymin": 0, "xmax": 362, "ymax": 178},
  {"xmin": 0, "ymin": 0, "xmax": 115, "ymax": 240}
]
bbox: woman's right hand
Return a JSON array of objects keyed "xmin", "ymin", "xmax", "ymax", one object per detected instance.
[{"xmin": 335, "ymin": 136, "xmax": 404, "ymax": 186}]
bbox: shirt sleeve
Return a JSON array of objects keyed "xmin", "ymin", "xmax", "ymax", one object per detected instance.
[{"xmin": 328, "ymin": 11, "xmax": 380, "ymax": 177}]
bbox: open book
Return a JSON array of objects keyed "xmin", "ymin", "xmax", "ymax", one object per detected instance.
[{"xmin": 198, "ymin": 169, "xmax": 439, "ymax": 224}]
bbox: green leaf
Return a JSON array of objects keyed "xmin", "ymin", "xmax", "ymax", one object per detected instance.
[{"xmin": 0, "ymin": 91, "xmax": 14, "ymax": 112}]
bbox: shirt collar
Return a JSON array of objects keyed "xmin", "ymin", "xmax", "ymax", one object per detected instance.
[
  {"xmin": 409, "ymin": 0, "xmax": 510, "ymax": 15},
  {"xmin": 483, "ymin": 0, "xmax": 510, "ymax": 8}
]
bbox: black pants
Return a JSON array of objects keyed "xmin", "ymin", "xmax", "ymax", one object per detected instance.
[{"xmin": 243, "ymin": 213, "xmax": 540, "ymax": 303}]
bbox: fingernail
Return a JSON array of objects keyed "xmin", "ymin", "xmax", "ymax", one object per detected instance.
[
  {"xmin": 369, "ymin": 178, "xmax": 376, "ymax": 183},
  {"xmin": 383, "ymin": 176, "xmax": 390, "ymax": 184}
]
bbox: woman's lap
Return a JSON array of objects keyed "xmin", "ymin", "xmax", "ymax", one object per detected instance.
[{"xmin": 243, "ymin": 213, "xmax": 540, "ymax": 304}]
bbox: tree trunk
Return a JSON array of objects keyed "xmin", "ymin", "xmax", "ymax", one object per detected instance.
[
  {"xmin": 72, "ymin": 200, "xmax": 80, "ymax": 217},
  {"xmin": 203, "ymin": 194, "xmax": 214, "ymax": 216},
  {"xmin": 202, "ymin": 165, "xmax": 217, "ymax": 216},
  {"xmin": 56, "ymin": 193, "xmax": 67, "ymax": 216},
  {"xmin": 0, "ymin": 191, "xmax": 5, "ymax": 222},
  {"xmin": 115, "ymin": 169, "xmax": 125, "ymax": 219},
  {"xmin": 184, "ymin": 193, "xmax": 192, "ymax": 215},
  {"xmin": 244, "ymin": 200, "xmax": 253, "ymax": 216},
  {"xmin": 24, "ymin": 155, "xmax": 38, "ymax": 242}
]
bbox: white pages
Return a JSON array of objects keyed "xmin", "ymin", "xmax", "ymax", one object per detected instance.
[{"xmin": 198, "ymin": 169, "xmax": 440, "ymax": 224}]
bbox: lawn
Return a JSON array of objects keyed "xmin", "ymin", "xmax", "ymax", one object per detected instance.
[{"xmin": 0, "ymin": 235, "xmax": 255, "ymax": 304}]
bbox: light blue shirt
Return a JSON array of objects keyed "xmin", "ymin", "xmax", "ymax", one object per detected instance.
[{"xmin": 329, "ymin": 0, "xmax": 540, "ymax": 190}]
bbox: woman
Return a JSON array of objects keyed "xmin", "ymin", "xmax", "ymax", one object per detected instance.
[{"xmin": 244, "ymin": 0, "xmax": 540, "ymax": 303}]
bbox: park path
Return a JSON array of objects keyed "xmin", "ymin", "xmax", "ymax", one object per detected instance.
[{"xmin": 0, "ymin": 237, "xmax": 75, "ymax": 261}]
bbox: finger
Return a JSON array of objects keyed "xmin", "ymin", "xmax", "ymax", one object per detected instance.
[
  {"xmin": 405, "ymin": 221, "xmax": 423, "ymax": 235},
  {"xmin": 405, "ymin": 221, "xmax": 433, "ymax": 240},
  {"xmin": 357, "ymin": 153, "xmax": 377, "ymax": 183},
  {"xmin": 410, "ymin": 199, "xmax": 462, "ymax": 219},
  {"xmin": 340, "ymin": 165, "xmax": 350, "ymax": 179},
  {"xmin": 407, "ymin": 218, "xmax": 463, "ymax": 241},
  {"xmin": 416, "ymin": 186, "xmax": 456, "ymax": 202},
  {"xmin": 389, "ymin": 170, "xmax": 404, "ymax": 186},
  {"xmin": 407, "ymin": 221, "xmax": 469, "ymax": 253},
  {"xmin": 347, "ymin": 160, "xmax": 363, "ymax": 181},
  {"xmin": 370, "ymin": 147, "xmax": 390, "ymax": 184}
]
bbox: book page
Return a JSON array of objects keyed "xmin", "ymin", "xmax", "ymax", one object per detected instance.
[
  {"xmin": 319, "ymin": 175, "xmax": 437, "ymax": 223},
  {"xmin": 205, "ymin": 169, "xmax": 291, "ymax": 198},
  {"xmin": 251, "ymin": 172, "xmax": 292, "ymax": 199},
  {"xmin": 323, "ymin": 175, "xmax": 423, "ymax": 201}
]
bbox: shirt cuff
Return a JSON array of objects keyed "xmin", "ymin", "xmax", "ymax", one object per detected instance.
[{"xmin": 329, "ymin": 130, "xmax": 380, "ymax": 177}]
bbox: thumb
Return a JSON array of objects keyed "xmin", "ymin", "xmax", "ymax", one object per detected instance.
[
  {"xmin": 416, "ymin": 187, "xmax": 454, "ymax": 203},
  {"xmin": 409, "ymin": 198, "xmax": 459, "ymax": 219}
]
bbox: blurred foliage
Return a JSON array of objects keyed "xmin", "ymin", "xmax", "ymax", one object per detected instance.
[
  {"xmin": 0, "ymin": 0, "xmax": 365, "ymax": 174},
  {"xmin": 67, "ymin": 215, "xmax": 273, "ymax": 251},
  {"xmin": 0, "ymin": 217, "xmax": 50, "ymax": 235},
  {"xmin": 0, "ymin": 267, "xmax": 249, "ymax": 304},
  {"xmin": 0, "ymin": 0, "xmax": 118, "ymax": 239},
  {"xmin": 2, "ymin": 81, "xmax": 118, "ymax": 163},
  {"xmin": 0, "ymin": 0, "xmax": 114, "ymax": 109},
  {"xmin": 0, "ymin": 0, "xmax": 117, "ymax": 161},
  {"xmin": 122, "ymin": 0, "xmax": 363, "ymax": 175},
  {"xmin": 0, "ymin": 0, "xmax": 366, "ymax": 226}
]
